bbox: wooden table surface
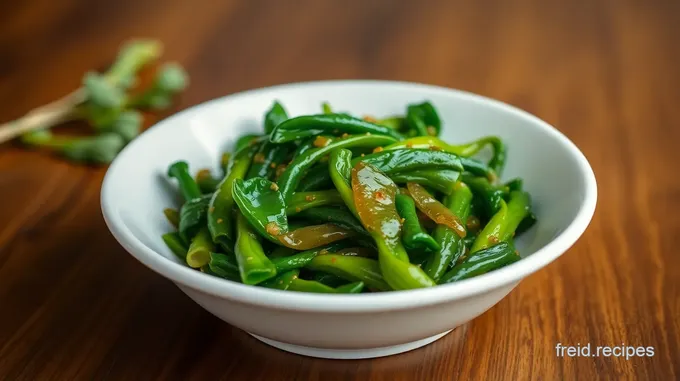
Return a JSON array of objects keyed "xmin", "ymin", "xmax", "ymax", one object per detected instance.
[{"xmin": 1, "ymin": 0, "xmax": 679, "ymax": 379}]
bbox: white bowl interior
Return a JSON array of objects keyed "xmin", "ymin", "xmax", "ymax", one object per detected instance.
[{"xmin": 109, "ymin": 82, "xmax": 584, "ymax": 265}]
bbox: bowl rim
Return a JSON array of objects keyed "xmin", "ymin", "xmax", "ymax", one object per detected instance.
[{"xmin": 101, "ymin": 79, "xmax": 597, "ymax": 313}]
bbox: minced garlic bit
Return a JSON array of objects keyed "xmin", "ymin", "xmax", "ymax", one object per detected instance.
[
  {"xmin": 427, "ymin": 126, "xmax": 437, "ymax": 136},
  {"xmin": 488, "ymin": 236, "xmax": 500, "ymax": 244},
  {"xmin": 270, "ymin": 183, "xmax": 279, "ymax": 191},
  {"xmin": 196, "ymin": 169, "xmax": 211, "ymax": 180},
  {"xmin": 361, "ymin": 153, "xmax": 365, "ymax": 157},
  {"xmin": 341, "ymin": 133, "xmax": 349, "ymax": 139},
  {"xmin": 373, "ymin": 146, "xmax": 384, "ymax": 153},
  {"xmin": 216, "ymin": 218, "xmax": 224, "ymax": 224},
  {"xmin": 295, "ymin": 207, "xmax": 302, "ymax": 213},
  {"xmin": 400, "ymin": 218, "xmax": 406, "ymax": 223},
  {"xmin": 209, "ymin": 206, "xmax": 215, "ymax": 213},
  {"xmin": 313, "ymin": 136, "xmax": 331, "ymax": 147},
  {"xmin": 319, "ymin": 249, "xmax": 329, "ymax": 255},
  {"xmin": 363, "ymin": 115, "xmax": 378, "ymax": 123},
  {"xmin": 270, "ymin": 162, "xmax": 277, "ymax": 168},
  {"xmin": 406, "ymin": 142, "xmax": 414, "ymax": 148},
  {"xmin": 429, "ymin": 145, "xmax": 442, "ymax": 151},
  {"xmin": 275, "ymin": 164, "xmax": 287, "ymax": 178},
  {"xmin": 253, "ymin": 153, "xmax": 266, "ymax": 164},
  {"xmin": 266, "ymin": 222, "xmax": 281, "ymax": 236},
  {"xmin": 305, "ymin": 195, "xmax": 317, "ymax": 201}
]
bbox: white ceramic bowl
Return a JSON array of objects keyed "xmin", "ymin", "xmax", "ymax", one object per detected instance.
[{"xmin": 101, "ymin": 80, "xmax": 597, "ymax": 359}]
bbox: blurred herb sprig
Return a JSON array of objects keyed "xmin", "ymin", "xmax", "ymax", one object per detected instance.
[{"xmin": 0, "ymin": 39, "xmax": 189, "ymax": 164}]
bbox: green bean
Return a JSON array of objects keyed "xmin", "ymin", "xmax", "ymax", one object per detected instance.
[
  {"xmin": 260, "ymin": 269, "xmax": 299, "ymax": 290},
  {"xmin": 208, "ymin": 252, "xmax": 241, "ymax": 281},
  {"xmin": 234, "ymin": 213, "xmax": 277, "ymax": 285},
  {"xmin": 424, "ymin": 182, "xmax": 473, "ymax": 281},
  {"xmin": 167, "ymin": 161, "xmax": 202, "ymax": 201},
  {"xmin": 186, "ymin": 226, "xmax": 216, "ymax": 268},
  {"xmin": 208, "ymin": 144, "xmax": 256, "ymax": 251},
  {"xmin": 328, "ymin": 148, "xmax": 356, "ymax": 215},
  {"xmin": 306, "ymin": 254, "xmax": 390, "ymax": 291},
  {"xmin": 162, "ymin": 232, "xmax": 187, "ymax": 260}
]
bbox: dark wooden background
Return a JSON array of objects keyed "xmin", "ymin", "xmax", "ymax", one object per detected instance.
[{"xmin": 1, "ymin": 0, "xmax": 678, "ymax": 379}]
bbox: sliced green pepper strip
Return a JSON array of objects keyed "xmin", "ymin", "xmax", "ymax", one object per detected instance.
[
  {"xmin": 208, "ymin": 145, "xmax": 256, "ymax": 250},
  {"xmin": 269, "ymin": 243, "xmax": 348, "ymax": 273},
  {"xmin": 351, "ymin": 162, "xmax": 436, "ymax": 290},
  {"xmin": 499, "ymin": 191, "xmax": 532, "ymax": 241},
  {"xmin": 235, "ymin": 134, "xmax": 263, "ymax": 151},
  {"xmin": 439, "ymin": 242, "xmax": 520, "ymax": 283},
  {"xmin": 391, "ymin": 169, "xmax": 460, "ymax": 195},
  {"xmin": 178, "ymin": 193, "xmax": 212, "ymax": 242},
  {"xmin": 286, "ymin": 190, "xmax": 345, "ymax": 215},
  {"xmin": 353, "ymin": 149, "xmax": 464, "ymax": 174},
  {"xmin": 385, "ymin": 136, "xmax": 506, "ymax": 176},
  {"xmin": 162, "ymin": 232, "xmax": 187, "ymax": 260},
  {"xmin": 278, "ymin": 134, "xmax": 397, "ymax": 202},
  {"xmin": 260, "ymin": 269, "xmax": 299, "ymax": 290},
  {"xmin": 395, "ymin": 194, "xmax": 440, "ymax": 252},
  {"xmin": 234, "ymin": 213, "xmax": 277, "ymax": 285},
  {"xmin": 207, "ymin": 252, "xmax": 241, "ymax": 282},
  {"xmin": 306, "ymin": 254, "xmax": 390, "ymax": 291},
  {"xmin": 321, "ymin": 102, "xmax": 333, "ymax": 114},
  {"xmin": 186, "ymin": 226, "xmax": 216, "ymax": 268},
  {"xmin": 232, "ymin": 177, "xmax": 288, "ymax": 243},
  {"xmin": 247, "ymin": 142, "xmax": 292, "ymax": 180},
  {"xmin": 287, "ymin": 278, "xmax": 337, "ymax": 293},
  {"xmin": 167, "ymin": 161, "xmax": 203, "ymax": 201},
  {"xmin": 470, "ymin": 200, "xmax": 508, "ymax": 253},
  {"xmin": 297, "ymin": 206, "xmax": 369, "ymax": 238},
  {"xmin": 270, "ymin": 114, "xmax": 404, "ymax": 143},
  {"xmin": 470, "ymin": 190, "xmax": 531, "ymax": 252},
  {"xmin": 313, "ymin": 272, "xmax": 347, "ymax": 287},
  {"xmin": 163, "ymin": 208, "xmax": 180, "ymax": 228},
  {"xmin": 220, "ymin": 152, "xmax": 231, "ymax": 175},
  {"xmin": 406, "ymin": 101, "xmax": 441, "ymax": 136},
  {"xmin": 464, "ymin": 174, "xmax": 506, "ymax": 220},
  {"xmin": 264, "ymin": 101, "xmax": 288, "ymax": 134},
  {"xmin": 328, "ymin": 148, "xmax": 357, "ymax": 215},
  {"xmin": 195, "ymin": 169, "xmax": 221, "ymax": 194},
  {"xmin": 424, "ymin": 183, "xmax": 473, "ymax": 281}
]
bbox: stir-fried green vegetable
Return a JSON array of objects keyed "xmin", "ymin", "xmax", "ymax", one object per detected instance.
[{"xmin": 161, "ymin": 100, "xmax": 537, "ymax": 293}]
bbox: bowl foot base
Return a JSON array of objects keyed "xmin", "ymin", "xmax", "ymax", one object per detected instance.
[{"xmin": 248, "ymin": 330, "xmax": 452, "ymax": 359}]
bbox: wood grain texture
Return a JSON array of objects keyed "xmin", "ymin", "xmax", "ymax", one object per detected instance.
[{"xmin": 1, "ymin": 0, "xmax": 679, "ymax": 379}]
